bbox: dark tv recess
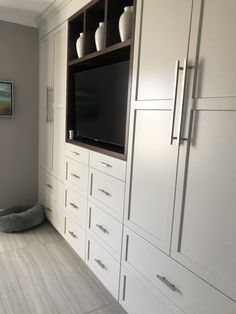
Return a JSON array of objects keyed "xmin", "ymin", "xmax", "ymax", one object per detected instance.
[{"xmin": 73, "ymin": 60, "xmax": 130, "ymax": 152}]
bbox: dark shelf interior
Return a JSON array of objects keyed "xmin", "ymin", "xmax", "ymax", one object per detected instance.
[
  {"xmin": 68, "ymin": 39, "xmax": 131, "ymax": 71},
  {"xmin": 66, "ymin": 0, "xmax": 135, "ymax": 159},
  {"xmin": 85, "ymin": 0, "xmax": 106, "ymax": 54},
  {"xmin": 106, "ymin": 0, "xmax": 134, "ymax": 46},
  {"xmin": 68, "ymin": 13, "xmax": 84, "ymax": 61}
]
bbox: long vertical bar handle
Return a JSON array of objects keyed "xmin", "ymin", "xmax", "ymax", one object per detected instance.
[
  {"xmin": 170, "ymin": 60, "xmax": 181, "ymax": 145},
  {"xmin": 177, "ymin": 59, "xmax": 188, "ymax": 146}
]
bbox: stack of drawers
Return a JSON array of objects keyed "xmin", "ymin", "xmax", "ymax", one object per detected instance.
[
  {"xmin": 64, "ymin": 143, "xmax": 89, "ymax": 260},
  {"xmin": 86, "ymin": 151, "xmax": 126, "ymax": 299}
]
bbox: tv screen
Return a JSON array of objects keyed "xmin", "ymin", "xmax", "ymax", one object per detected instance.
[{"xmin": 73, "ymin": 61, "xmax": 130, "ymax": 150}]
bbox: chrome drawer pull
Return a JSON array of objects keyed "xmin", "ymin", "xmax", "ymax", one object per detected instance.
[
  {"xmin": 156, "ymin": 275, "xmax": 181, "ymax": 293},
  {"xmin": 70, "ymin": 202, "xmax": 79, "ymax": 209},
  {"xmin": 46, "ymin": 207, "xmax": 52, "ymax": 212},
  {"xmin": 96, "ymin": 224, "xmax": 109, "ymax": 234},
  {"xmin": 72, "ymin": 151, "xmax": 80, "ymax": 156},
  {"xmin": 46, "ymin": 184, "xmax": 53, "ymax": 189},
  {"xmin": 95, "ymin": 258, "xmax": 107, "ymax": 270},
  {"xmin": 71, "ymin": 173, "xmax": 80, "ymax": 179},
  {"xmin": 69, "ymin": 231, "xmax": 77, "ymax": 239},
  {"xmin": 98, "ymin": 189, "xmax": 111, "ymax": 197},
  {"xmin": 98, "ymin": 161, "xmax": 112, "ymax": 168}
]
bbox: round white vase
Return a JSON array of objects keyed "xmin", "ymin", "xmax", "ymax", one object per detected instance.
[
  {"xmin": 76, "ymin": 32, "xmax": 84, "ymax": 58},
  {"xmin": 95, "ymin": 22, "xmax": 105, "ymax": 51},
  {"xmin": 119, "ymin": 6, "xmax": 133, "ymax": 42}
]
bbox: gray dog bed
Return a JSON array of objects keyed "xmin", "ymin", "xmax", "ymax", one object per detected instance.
[{"xmin": 0, "ymin": 203, "xmax": 45, "ymax": 233}]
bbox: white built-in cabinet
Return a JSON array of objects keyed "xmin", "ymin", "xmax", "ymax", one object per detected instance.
[
  {"xmin": 38, "ymin": 0, "xmax": 236, "ymax": 313},
  {"xmin": 38, "ymin": 21, "xmax": 67, "ymax": 233},
  {"xmin": 39, "ymin": 22, "xmax": 67, "ymax": 181},
  {"xmin": 121, "ymin": 0, "xmax": 236, "ymax": 313}
]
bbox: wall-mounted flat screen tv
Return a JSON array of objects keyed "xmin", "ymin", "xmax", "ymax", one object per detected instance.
[{"xmin": 73, "ymin": 60, "xmax": 130, "ymax": 152}]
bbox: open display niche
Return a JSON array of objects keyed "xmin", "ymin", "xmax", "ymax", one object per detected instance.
[{"xmin": 66, "ymin": 0, "xmax": 135, "ymax": 160}]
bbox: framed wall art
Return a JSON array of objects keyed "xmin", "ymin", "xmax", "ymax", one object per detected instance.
[{"xmin": 0, "ymin": 81, "xmax": 13, "ymax": 117}]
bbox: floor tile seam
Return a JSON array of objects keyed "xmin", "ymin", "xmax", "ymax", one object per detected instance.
[
  {"xmin": 84, "ymin": 301, "xmax": 116, "ymax": 314},
  {"xmin": 7, "ymin": 238, "xmax": 60, "ymax": 253}
]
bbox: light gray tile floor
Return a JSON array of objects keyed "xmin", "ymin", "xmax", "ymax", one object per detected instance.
[{"xmin": 0, "ymin": 221, "xmax": 127, "ymax": 314}]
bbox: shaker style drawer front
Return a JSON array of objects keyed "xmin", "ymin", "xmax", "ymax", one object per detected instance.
[
  {"xmin": 87, "ymin": 236, "xmax": 120, "ymax": 298},
  {"xmin": 65, "ymin": 216, "xmax": 86, "ymax": 260},
  {"xmin": 120, "ymin": 268, "xmax": 183, "ymax": 314},
  {"xmin": 39, "ymin": 171, "xmax": 64, "ymax": 209},
  {"xmin": 65, "ymin": 187, "xmax": 87, "ymax": 229},
  {"xmin": 65, "ymin": 157, "xmax": 88, "ymax": 195},
  {"xmin": 123, "ymin": 228, "xmax": 236, "ymax": 314},
  {"xmin": 44, "ymin": 197, "xmax": 65, "ymax": 235},
  {"xmin": 89, "ymin": 151, "xmax": 126, "ymax": 181},
  {"xmin": 88, "ymin": 202, "xmax": 122, "ymax": 259},
  {"xmin": 90, "ymin": 169, "xmax": 125, "ymax": 220},
  {"xmin": 65, "ymin": 143, "xmax": 89, "ymax": 165}
]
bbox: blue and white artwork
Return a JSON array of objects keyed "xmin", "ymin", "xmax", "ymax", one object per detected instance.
[{"xmin": 0, "ymin": 82, "xmax": 13, "ymax": 116}]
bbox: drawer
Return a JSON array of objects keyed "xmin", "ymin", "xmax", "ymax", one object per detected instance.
[
  {"xmin": 88, "ymin": 201, "xmax": 122, "ymax": 259},
  {"xmin": 44, "ymin": 197, "xmax": 65, "ymax": 235},
  {"xmin": 65, "ymin": 157, "xmax": 88, "ymax": 196},
  {"xmin": 65, "ymin": 186, "xmax": 87, "ymax": 229},
  {"xmin": 120, "ymin": 267, "xmax": 183, "ymax": 314},
  {"xmin": 87, "ymin": 236, "xmax": 120, "ymax": 299},
  {"xmin": 90, "ymin": 151, "xmax": 126, "ymax": 181},
  {"xmin": 123, "ymin": 227, "xmax": 236, "ymax": 314},
  {"xmin": 89, "ymin": 169, "xmax": 125, "ymax": 221},
  {"xmin": 65, "ymin": 143, "xmax": 89, "ymax": 165},
  {"xmin": 65, "ymin": 216, "xmax": 86, "ymax": 260}
]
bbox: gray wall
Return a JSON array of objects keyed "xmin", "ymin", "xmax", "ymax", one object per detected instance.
[{"xmin": 0, "ymin": 21, "xmax": 39, "ymax": 208}]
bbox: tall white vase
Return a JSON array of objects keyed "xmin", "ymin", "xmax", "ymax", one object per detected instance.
[
  {"xmin": 95, "ymin": 22, "xmax": 105, "ymax": 51},
  {"xmin": 76, "ymin": 32, "xmax": 84, "ymax": 58},
  {"xmin": 119, "ymin": 6, "xmax": 133, "ymax": 42}
]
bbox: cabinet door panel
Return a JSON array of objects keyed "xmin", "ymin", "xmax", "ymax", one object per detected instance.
[
  {"xmin": 39, "ymin": 35, "xmax": 53, "ymax": 108},
  {"xmin": 194, "ymin": 0, "xmax": 236, "ymax": 98},
  {"xmin": 172, "ymin": 110, "xmax": 236, "ymax": 301},
  {"xmin": 127, "ymin": 110, "xmax": 178, "ymax": 253},
  {"xmin": 53, "ymin": 24, "xmax": 67, "ymax": 108},
  {"xmin": 39, "ymin": 108, "xmax": 53, "ymax": 173},
  {"xmin": 137, "ymin": 0, "xmax": 192, "ymax": 101},
  {"xmin": 52, "ymin": 108, "xmax": 65, "ymax": 181}
]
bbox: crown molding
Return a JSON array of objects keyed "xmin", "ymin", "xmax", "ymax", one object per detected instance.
[
  {"xmin": 0, "ymin": 7, "xmax": 37, "ymax": 28},
  {"xmin": 36, "ymin": 0, "xmax": 71, "ymax": 27}
]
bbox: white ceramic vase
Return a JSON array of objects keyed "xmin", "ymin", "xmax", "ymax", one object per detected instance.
[
  {"xmin": 76, "ymin": 32, "xmax": 84, "ymax": 58},
  {"xmin": 119, "ymin": 6, "xmax": 133, "ymax": 42},
  {"xmin": 95, "ymin": 22, "xmax": 105, "ymax": 51}
]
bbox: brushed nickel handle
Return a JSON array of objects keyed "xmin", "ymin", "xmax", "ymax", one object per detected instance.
[
  {"xmin": 69, "ymin": 202, "xmax": 79, "ymax": 209},
  {"xmin": 156, "ymin": 275, "xmax": 181, "ymax": 293},
  {"xmin": 170, "ymin": 60, "xmax": 182, "ymax": 145},
  {"xmin": 46, "ymin": 87, "xmax": 54, "ymax": 122},
  {"xmin": 95, "ymin": 258, "xmax": 107, "ymax": 270},
  {"xmin": 71, "ymin": 173, "xmax": 80, "ymax": 179},
  {"xmin": 98, "ymin": 189, "xmax": 111, "ymax": 197},
  {"xmin": 46, "ymin": 207, "xmax": 52, "ymax": 212},
  {"xmin": 98, "ymin": 161, "xmax": 112, "ymax": 168},
  {"xmin": 177, "ymin": 58, "xmax": 188, "ymax": 146},
  {"xmin": 69, "ymin": 231, "xmax": 77, "ymax": 239},
  {"xmin": 46, "ymin": 184, "xmax": 53, "ymax": 189},
  {"xmin": 72, "ymin": 151, "xmax": 80, "ymax": 156},
  {"xmin": 96, "ymin": 224, "xmax": 109, "ymax": 234}
]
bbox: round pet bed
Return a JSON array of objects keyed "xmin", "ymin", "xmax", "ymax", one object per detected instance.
[{"xmin": 0, "ymin": 203, "xmax": 45, "ymax": 233}]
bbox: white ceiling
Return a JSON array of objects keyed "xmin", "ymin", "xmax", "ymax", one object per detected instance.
[{"xmin": 0, "ymin": 0, "xmax": 54, "ymax": 27}]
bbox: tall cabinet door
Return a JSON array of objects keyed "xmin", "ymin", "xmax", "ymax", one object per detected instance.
[
  {"xmin": 125, "ymin": 0, "xmax": 193, "ymax": 253},
  {"xmin": 172, "ymin": 0, "xmax": 236, "ymax": 301},
  {"xmin": 51, "ymin": 23, "xmax": 67, "ymax": 181},
  {"xmin": 39, "ymin": 34, "xmax": 53, "ymax": 173}
]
